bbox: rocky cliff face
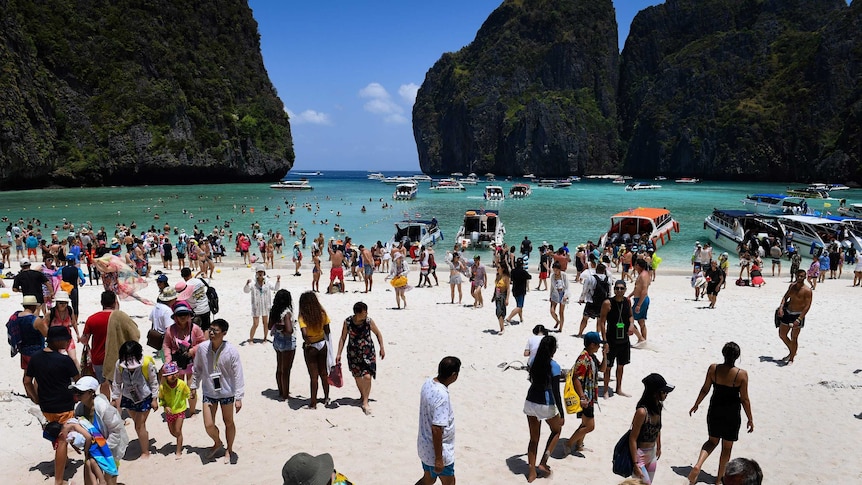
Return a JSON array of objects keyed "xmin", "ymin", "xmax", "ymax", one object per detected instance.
[
  {"xmin": 413, "ymin": 0, "xmax": 620, "ymax": 177},
  {"xmin": 414, "ymin": 0, "xmax": 861, "ymax": 182},
  {"xmin": 619, "ymin": 0, "xmax": 858, "ymax": 181},
  {"xmin": 0, "ymin": 0, "xmax": 293, "ymax": 189}
]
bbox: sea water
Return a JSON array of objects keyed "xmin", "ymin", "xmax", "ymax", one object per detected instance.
[{"xmin": 1, "ymin": 172, "xmax": 858, "ymax": 270}]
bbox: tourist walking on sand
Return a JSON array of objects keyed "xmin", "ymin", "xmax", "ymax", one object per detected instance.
[
  {"xmin": 335, "ymin": 301, "xmax": 385, "ymax": 415},
  {"xmin": 268, "ymin": 289, "xmax": 296, "ymax": 400},
  {"xmin": 158, "ymin": 362, "xmax": 190, "ymax": 457},
  {"xmin": 775, "ymin": 269, "xmax": 812, "ymax": 364},
  {"xmin": 162, "ymin": 303, "xmax": 206, "ymax": 417},
  {"xmin": 447, "ymin": 252, "xmax": 466, "ymax": 304},
  {"xmin": 493, "ymin": 263, "xmax": 510, "ymax": 334},
  {"xmin": 111, "ymin": 340, "xmax": 159, "ymax": 458},
  {"xmin": 564, "ymin": 332, "xmax": 606, "ymax": 456},
  {"xmin": 688, "ymin": 342, "xmax": 754, "ymax": 485},
  {"xmin": 191, "ymin": 318, "xmax": 244, "ymax": 463},
  {"xmin": 523, "ymin": 335, "xmax": 564, "ymax": 482},
  {"xmin": 415, "ymin": 356, "xmax": 460, "ymax": 485},
  {"xmin": 388, "ymin": 249, "xmax": 410, "ymax": 309},
  {"xmin": 298, "ymin": 291, "xmax": 332, "ymax": 409},
  {"xmin": 328, "ymin": 241, "xmax": 346, "ymax": 293},
  {"xmin": 629, "ymin": 373, "xmax": 674, "ymax": 485},
  {"xmin": 48, "ymin": 291, "xmax": 80, "ymax": 367},
  {"xmin": 243, "ymin": 264, "xmax": 280, "ymax": 344},
  {"xmin": 470, "ymin": 255, "xmax": 487, "ymax": 308},
  {"xmin": 577, "ymin": 263, "xmax": 609, "ymax": 337},
  {"xmin": 292, "ymin": 241, "xmax": 303, "ymax": 276},
  {"xmin": 599, "ymin": 280, "xmax": 634, "ymax": 398},
  {"xmin": 506, "ymin": 257, "xmax": 532, "ymax": 324},
  {"xmin": 628, "ymin": 259, "xmax": 651, "ymax": 343},
  {"xmin": 8, "ymin": 295, "xmax": 48, "ymax": 386},
  {"xmin": 360, "ymin": 244, "xmax": 375, "ymax": 292},
  {"xmin": 704, "ymin": 260, "xmax": 726, "ymax": 309},
  {"xmin": 311, "ymin": 246, "xmax": 322, "ymax": 292},
  {"xmin": 549, "ymin": 262, "xmax": 570, "ymax": 332},
  {"xmin": 73, "ymin": 376, "xmax": 129, "ymax": 485}
]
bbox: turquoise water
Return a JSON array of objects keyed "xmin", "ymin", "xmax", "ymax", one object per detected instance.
[{"xmin": 2, "ymin": 172, "xmax": 859, "ymax": 268}]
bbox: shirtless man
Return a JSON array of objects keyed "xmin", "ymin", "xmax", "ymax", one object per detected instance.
[
  {"xmin": 360, "ymin": 245, "xmax": 374, "ymax": 292},
  {"xmin": 775, "ymin": 269, "xmax": 812, "ymax": 364},
  {"xmin": 628, "ymin": 258, "xmax": 651, "ymax": 344},
  {"xmin": 328, "ymin": 243, "xmax": 345, "ymax": 293}
]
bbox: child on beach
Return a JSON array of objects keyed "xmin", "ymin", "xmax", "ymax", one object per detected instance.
[
  {"xmin": 691, "ymin": 267, "xmax": 707, "ymax": 300},
  {"xmin": 44, "ymin": 417, "xmax": 117, "ymax": 484},
  {"xmin": 111, "ymin": 340, "xmax": 159, "ymax": 458},
  {"xmin": 158, "ymin": 362, "xmax": 190, "ymax": 457},
  {"xmin": 807, "ymin": 257, "xmax": 820, "ymax": 289}
]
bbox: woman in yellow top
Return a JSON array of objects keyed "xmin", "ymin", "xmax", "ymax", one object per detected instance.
[
  {"xmin": 493, "ymin": 264, "xmax": 511, "ymax": 335},
  {"xmin": 298, "ymin": 291, "xmax": 331, "ymax": 409}
]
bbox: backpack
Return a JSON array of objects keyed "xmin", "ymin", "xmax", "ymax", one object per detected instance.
[
  {"xmin": 591, "ymin": 274, "xmax": 610, "ymax": 303},
  {"xmin": 612, "ymin": 429, "xmax": 634, "ymax": 477},
  {"xmin": 202, "ymin": 280, "xmax": 219, "ymax": 315}
]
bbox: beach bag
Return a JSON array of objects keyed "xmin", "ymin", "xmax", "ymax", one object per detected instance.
[
  {"xmin": 591, "ymin": 274, "xmax": 610, "ymax": 303},
  {"xmin": 80, "ymin": 344, "xmax": 96, "ymax": 378},
  {"xmin": 563, "ymin": 369, "xmax": 582, "ymax": 414},
  {"xmin": 327, "ymin": 363, "xmax": 344, "ymax": 388},
  {"xmin": 612, "ymin": 430, "xmax": 634, "ymax": 477},
  {"xmin": 202, "ymin": 280, "xmax": 219, "ymax": 314},
  {"xmin": 6, "ymin": 312, "xmax": 22, "ymax": 357},
  {"xmin": 390, "ymin": 274, "xmax": 407, "ymax": 288},
  {"xmin": 146, "ymin": 328, "xmax": 164, "ymax": 350}
]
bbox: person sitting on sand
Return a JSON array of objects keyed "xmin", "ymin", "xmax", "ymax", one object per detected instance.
[{"xmin": 775, "ymin": 269, "xmax": 812, "ymax": 364}]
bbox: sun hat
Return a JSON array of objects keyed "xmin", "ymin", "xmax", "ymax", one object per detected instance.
[
  {"xmin": 111, "ymin": 238, "xmax": 119, "ymax": 244},
  {"xmin": 47, "ymin": 326, "xmax": 71, "ymax": 343},
  {"xmin": 254, "ymin": 263, "xmax": 266, "ymax": 273},
  {"xmin": 171, "ymin": 303, "xmax": 194, "ymax": 318},
  {"xmin": 642, "ymin": 373, "xmax": 675, "ymax": 393},
  {"xmin": 294, "ymin": 241, "xmax": 301, "ymax": 246},
  {"xmin": 22, "ymin": 295, "xmax": 39, "ymax": 306},
  {"xmin": 162, "ymin": 362, "xmax": 179, "ymax": 376},
  {"xmin": 175, "ymin": 282, "xmax": 195, "ymax": 302},
  {"xmin": 158, "ymin": 287, "xmax": 178, "ymax": 302},
  {"xmin": 53, "ymin": 291, "xmax": 71, "ymax": 303},
  {"xmin": 584, "ymin": 331, "xmax": 606, "ymax": 346},
  {"xmin": 69, "ymin": 376, "xmax": 99, "ymax": 393},
  {"xmin": 281, "ymin": 452, "xmax": 334, "ymax": 485}
]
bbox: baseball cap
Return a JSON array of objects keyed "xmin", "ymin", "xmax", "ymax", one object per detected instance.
[
  {"xmin": 156, "ymin": 274, "xmax": 168, "ymax": 283},
  {"xmin": 20, "ymin": 258, "xmax": 31, "ymax": 267},
  {"xmin": 583, "ymin": 331, "xmax": 606, "ymax": 346},
  {"xmin": 69, "ymin": 376, "xmax": 100, "ymax": 393},
  {"xmin": 172, "ymin": 303, "xmax": 194, "ymax": 318}
]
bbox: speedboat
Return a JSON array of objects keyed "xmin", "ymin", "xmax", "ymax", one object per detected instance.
[
  {"xmin": 838, "ymin": 202, "xmax": 862, "ymax": 217},
  {"xmin": 367, "ymin": 172, "xmax": 384, "ymax": 180},
  {"xmin": 382, "ymin": 176, "xmax": 417, "ymax": 184},
  {"xmin": 509, "ymin": 183, "xmax": 532, "ymax": 198},
  {"xmin": 390, "ymin": 219, "xmax": 444, "ymax": 249},
  {"xmin": 393, "ymin": 182, "xmax": 418, "ymax": 200},
  {"xmin": 741, "ymin": 194, "xmax": 808, "ymax": 214},
  {"xmin": 625, "ymin": 182, "xmax": 661, "ymax": 191},
  {"xmin": 599, "ymin": 208, "xmax": 679, "ymax": 248},
  {"xmin": 567, "ymin": 176, "xmax": 581, "ymax": 182},
  {"xmin": 456, "ymin": 210, "xmax": 505, "ymax": 249},
  {"xmin": 612, "ymin": 177, "xmax": 627, "ymax": 184},
  {"xmin": 429, "ymin": 180, "xmax": 466, "ymax": 191},
  {"xmin": 270, "ymin": 180, "xmax": 313, "ymax": 190},
  {"xmin": 675, "ymin": 177, "xmax": 700, "ymax": 184},
  {"xmin": 483, "ymin": 185, "xmax": 505, "ymax": 201},
  {"xmin": 654, "ymin": 176, "xmax": 667, "ymax": 181},
  {"xmin": 537, "ymin": 179, "xmax": 571, "ymax": 188},
  {"xmin": 294, "ymin": 171, "xmax": 323, "ymax": 176},
  {"xmin": 412, "ymin": 174, "xmax": 433, "ymax": 182},
  {"xmin": 826, "ymin": 183, "xmax": 849, "ymax": 191},
  {"xmin": 450, "ymin": 172, "xmax": 464, "ymax": 177},
  {"xmin": 484, "ymin": 173, "xmax": 496, "ymax": 181},
  {"xmin": 703, "ymin": 209, "xmax": 785, "ymax": 252},
  {"xmin": 787, "ymin": 187, "xmax": 830, "ymax": 198},
  {"xmin": 523, "ymin": 173, "xmax": 536, "ymax": 179},
  {"xmin": 778, "ymin": 214, "xmax": 862, "ymax": 255},
  {"xmin": 458, "ymin": 175, "xmax": 479, "ymax": 185}
]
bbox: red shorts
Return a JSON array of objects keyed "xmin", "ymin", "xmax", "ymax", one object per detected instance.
[
  {"xmin": 539, "ymin": 271, "xmax": 548, "ymax": 279},
  {"xmin": 330, "ymin": 267, "xmax": 344, "ymax": 281}
]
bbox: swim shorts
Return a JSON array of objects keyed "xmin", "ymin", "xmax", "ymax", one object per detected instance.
[
  {"xmin": 514, "ymin": 294, "xmax": 525, "ymax": 308},
  {"xmin": 607, "ymin": 342, "xmax": 631, "ymax": 367},
  {"xmin": 330, "ymin": 267, "xmax": 344, "ymax": 281},
  {"xmin": 364, "ymin": 266, "xmax": 373, "ymax": 276},
  {"xmin": 422, "ymin": 462, "xmax": 455, "ymax": 478},
  {"xmin": 577, "ymin": 405, "xmax": 595, "ymax": 419},
  {"xmin": 774, "ymin": 306, "xmax": 804, "ymax": 328},
  {"xmin": 632, "ymin": 296, "xmax": 650, "ymax": 320}
]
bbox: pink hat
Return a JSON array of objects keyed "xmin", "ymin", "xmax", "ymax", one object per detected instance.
[{"xmin": 174, "ymin": 281, "xmax": 195, "ymax": 302}]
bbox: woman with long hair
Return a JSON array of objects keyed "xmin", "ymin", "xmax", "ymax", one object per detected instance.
[
  {"xmin": 687, "ymin": 342, "xmax": 753, "ymax": 484},
  {"xmin": 629, "ymin": 373, "xmax": 674, "ymax": 484},
  {"xmin": 111, "ymin": 340, "xmax": 159, "ymax": 457},
  {"xmin": 311, "ymin": 247, "xmax": 322, "ymax": 292},
  {"xmin": 549, "ymin": 262, "xmax": 569, "ymax": 332},
  {"xmin": 493, "ymin": 263, "xmax": 511, "ymax": 334},
  {"xmin": 298, "ymin": 291, "xmax": 331, "ymax": 409},
  {"xmin": 335, "ymin": 301, "xmax": 385, "ymax": 415},
  {"xmin": 268, "ymin": 289, "xmax": 296, "ymax": 400},
  {"xmin": 48, "ymin": 291, "xmax": 79, "ymax": 368},
  {"xmin": 523, "ymin": 335, "xmax": 564, "ymax": 482}
]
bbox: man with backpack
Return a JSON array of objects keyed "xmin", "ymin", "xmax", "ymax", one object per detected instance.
[{"xmin": 577, "ymin": 262, "xmax": 610, "ymax": 338}]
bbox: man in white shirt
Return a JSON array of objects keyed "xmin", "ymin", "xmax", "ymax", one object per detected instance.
[
  {"xmin": 191, "ymin": 318, "xmax": 244, "ymax": 464},
  {"xmin": 180, "ymin": 267, "xmax": 210, "ymax": 330},
  {"xmin": 577, "ymin": 263, "xmax": 610, "ymax": 337},
  {"xmin": 416, "ymin": 356, "xmax": 460, "ymax": 485},
  {"xmin": 149, "ymin": 288, "xmax": 176, "ymax": 354}
]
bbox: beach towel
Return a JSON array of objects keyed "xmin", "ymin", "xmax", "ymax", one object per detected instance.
[{"xmin": 78, "ymin": 417, "xmax": 119, "ymax": 477}]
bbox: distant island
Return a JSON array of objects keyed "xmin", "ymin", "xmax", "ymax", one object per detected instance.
[{"xmin": 413, "ymin": 0, "xmax": 861, "ymax": 182}]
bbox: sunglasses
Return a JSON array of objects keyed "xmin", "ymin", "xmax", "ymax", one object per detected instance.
[
  {"xmin": 208, "ymin": 327, "xmax": 222, "ymax": 334},
  {"xmin": 614, "ymin": 287, "xmax": 626, "ymax": 291}
]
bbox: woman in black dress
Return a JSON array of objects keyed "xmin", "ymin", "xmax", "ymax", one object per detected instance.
[
  {"xmin": 688, "ymin": 342, "xmax": 754, "ymax": 484},
  {"xmin": 335, "ymin": 301, "xmax": 385, "ymax": 415}
]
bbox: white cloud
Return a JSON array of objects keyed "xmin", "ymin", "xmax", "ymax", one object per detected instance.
[
  {"xmin": 285, "ymin": 108, "xmax": 332, "ymax": 125},
  {"xmin": 398, "ymin": 83, "xmax": 419, "ymax": 105},
  {"xmin": 359, "ymin": 82, "xmax": 408, "ymax": 124}
]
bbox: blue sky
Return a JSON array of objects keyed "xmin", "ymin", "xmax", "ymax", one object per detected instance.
[{"xmin": 246, "ymin": 1, "xmax": 665, "ymax": 172}]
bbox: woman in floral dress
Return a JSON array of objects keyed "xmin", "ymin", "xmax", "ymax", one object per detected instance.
[{"xmin": 335, "ymin": 301, "xmax": 385, "ymax": 415}]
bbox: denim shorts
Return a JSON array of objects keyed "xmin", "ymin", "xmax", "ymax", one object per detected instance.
[
  {"xmin": 203, "ymin": 395, "xmax": 235, "ymax": 406},
  {"xmin": 422, "ymin": 461, "xmax": 455, "ymax": 478}
]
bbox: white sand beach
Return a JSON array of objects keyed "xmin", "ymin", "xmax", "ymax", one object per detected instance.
[{"xmin": 1, "ymin": 255, "xmax": 859, "ymax": 484}]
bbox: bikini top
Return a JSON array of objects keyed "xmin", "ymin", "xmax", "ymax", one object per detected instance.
[{"xmin": 636, "ymin": 406, "xmax": 661, "ymax": 443}]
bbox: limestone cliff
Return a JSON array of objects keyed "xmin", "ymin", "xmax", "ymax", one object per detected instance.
[
  {"xmin": 0, "ymin": 0, "xmax": 293, "ymax": 189},
  {"xmin": 412, "ymin": 0, "xmax": 620, "ymax": 177}
]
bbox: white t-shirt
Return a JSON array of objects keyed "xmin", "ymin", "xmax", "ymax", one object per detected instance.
[
  {"xmin": 525, "ymin": 335, "xmax": 544, "ymax": 366},
  {"xmin": 186, "ymin": 278, "xmax": 210, "ymax": 314},
  {"xmin": 149, "ymin": 302, "xmax": 174, "ymax": 334},
  {"xmin": 417, "ymin": 378, "xmax": 455, "ymax": 466}
]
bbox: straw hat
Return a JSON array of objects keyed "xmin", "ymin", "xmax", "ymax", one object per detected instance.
[{"xmin": 22, "ymin": 295, "xmax": 39, "ymax": 306}]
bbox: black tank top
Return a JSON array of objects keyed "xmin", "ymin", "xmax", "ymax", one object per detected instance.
[{"xmin": 606, "ymin": 298, "xmax": 632, "ymax": 344}]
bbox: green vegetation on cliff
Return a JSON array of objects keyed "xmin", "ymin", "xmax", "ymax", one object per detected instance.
[{"xmin": 0, "ymin": 0, "xmax": 293, "ymax": 189}]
